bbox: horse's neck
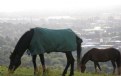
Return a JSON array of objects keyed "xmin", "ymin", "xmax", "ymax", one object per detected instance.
[
  {"xmin": 81, "ymin": 53, "xmax": 90, "ymax": 64},
  {"xmin": 13, "ymin": 48, "xmax": 26, "ymax": 58}
]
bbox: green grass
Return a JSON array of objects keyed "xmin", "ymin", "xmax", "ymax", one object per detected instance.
[{"xmin": 0, "ymin": 66, "xmax": 114, "ymax": 76}]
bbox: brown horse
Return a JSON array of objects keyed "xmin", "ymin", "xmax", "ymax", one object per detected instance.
[{"xmin": 80, "ymin": 48, "xmax": 121, "ymax": 75}]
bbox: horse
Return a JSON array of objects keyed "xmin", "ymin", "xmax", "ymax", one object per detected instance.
[
  {"xmin": 80, "ymin": 48, "xmax": 121, "ymax": 75},
  {"xmin": 8, "ymin": 28, "xmax": 83, "ymax": 76}
]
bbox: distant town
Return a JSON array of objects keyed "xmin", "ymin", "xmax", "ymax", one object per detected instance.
[
  {"xmin": 0, "ymin": 13, "xmax": 121, "ymax": 72},
  {"xmin": 0, "ymin": 12, "xmax": 121, "ymax": 51}
]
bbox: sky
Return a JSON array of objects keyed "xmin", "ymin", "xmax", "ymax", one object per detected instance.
[{"xmin": 0, "ymin": 0, "xmax": 121, "ymax": 13}]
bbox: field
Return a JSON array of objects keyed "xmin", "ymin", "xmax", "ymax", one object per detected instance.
[{"xmin": 0, "ymin": 66, "xmax": 115, "ymax": 76}]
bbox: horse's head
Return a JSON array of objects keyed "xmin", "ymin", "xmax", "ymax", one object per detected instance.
[
  {"xmin": 80, "ymin": 64, "xmax": 86, "ymax": 73},
  {"xmin": 8, "ymin": 52, "xmax": 21, "ymax": 74}
]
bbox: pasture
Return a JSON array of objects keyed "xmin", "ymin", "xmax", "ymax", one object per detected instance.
[{"xmin": 0, "ymin": 66, "xmax": 114, "ymax": 76}]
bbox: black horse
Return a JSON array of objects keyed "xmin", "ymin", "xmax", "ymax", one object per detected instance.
[
  {"xmin": 80, "ymin": 48, "xmax": 121, "ymax": 75},
  {"xmin": 8, "ymin": 28, "xmax": 83, "ymax": 76}
]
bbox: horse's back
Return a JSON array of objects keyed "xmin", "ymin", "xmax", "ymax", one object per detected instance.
[
  {"xmin": 90, "ymin": 48, "xmax": 119, "ymax": 53},
  {"xmin": 88, "ymin": 48, "xmax": 120, "ymax": 62},
  {"xmin": 29, "ymin": 28, "xmax": 78, "ymax": 55}
]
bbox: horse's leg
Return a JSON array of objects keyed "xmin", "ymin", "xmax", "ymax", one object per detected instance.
[
  {"xmin": 69, "ymin": 52, "xmax": 75, "ymax": 76},
  {"xmin": 32, "ymin": 55, "xmax": 38, "ymax": 75},
  {"xmin": 96, "ymin": 62, "xmax": 101, "ymax": 72},
  {"xmin": 62, "ymin": 52, "xmax": 74, "ymax": 76},
  {"xmin": 94, "ymin": 62, "xmax": 101, "ymax": 73},
  {"xmin": 94, "ymin": 62, "xmax": 97, "ymax": 73},
  {"xmin": 111, "ymin": 60, "xmax": 116, "ymax": 74},
  {"xmin": 116, "ymin": 59, "xmax": 121, "ymax": 75},
  {"xmin": 39, "ymin": 54, "xmax": 46, "ymax": 74},
  {"xmin": 62, "ymin": 52, "xmax": 71, "ymax": 76},
  {"xmin": 63, "ymin": 52, "xmax": 75, "ymax": 76}
]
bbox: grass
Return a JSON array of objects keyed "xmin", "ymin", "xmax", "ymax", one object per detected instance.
[{"xmin": 0, "ymin": 66, "xmax": 115, "ymax": 76}]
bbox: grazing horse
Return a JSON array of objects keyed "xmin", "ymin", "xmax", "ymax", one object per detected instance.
[
  {"xmin": 8, "ymin": 28, "xmax": 83, "ymax": 76},
  {"xmin": 80, "ymin": 48, "xmax": 121, "ymax": 75}
]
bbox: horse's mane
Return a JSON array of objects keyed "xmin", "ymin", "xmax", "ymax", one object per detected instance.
[
  {"xmin": 10, "ymin": 51, "xmax": 16, "ymax": 60},
  {"xmin": 81, "ymin": 51, "xmax": 90, "ymax": 64},
  {"xmin": 10, "ymin": 29, "xmax": 34, "ymax": 59}
]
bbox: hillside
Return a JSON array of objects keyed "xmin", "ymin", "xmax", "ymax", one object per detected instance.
[
  {"xmin": 0, "ymin": 14, "xmax": 121, "ymax": 74},
  {"xmin": 0, "ymin": 66, "xmax": 115, "ymax": 76}
]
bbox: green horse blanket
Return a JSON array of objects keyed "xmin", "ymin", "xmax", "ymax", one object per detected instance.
[{"xmin": 29, "ymin": 28, "xmax": 77, "ymax": 55}]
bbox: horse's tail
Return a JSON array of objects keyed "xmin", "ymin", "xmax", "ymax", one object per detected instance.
[
  {"xmin": 116, "ymin": 50, "xmax": 121, "ymax": 75},
  {"xmin": 119, "ymin": 51, "xmax": 121, "ymax": 75},
  {"xmin": 76, "ymin": 36, "xmax": 83, "ymax": 70}
]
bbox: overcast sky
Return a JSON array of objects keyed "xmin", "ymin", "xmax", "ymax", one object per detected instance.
[{"xmin": 0, "ymin": 0, "xmax": 120, "ymax": 13}]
